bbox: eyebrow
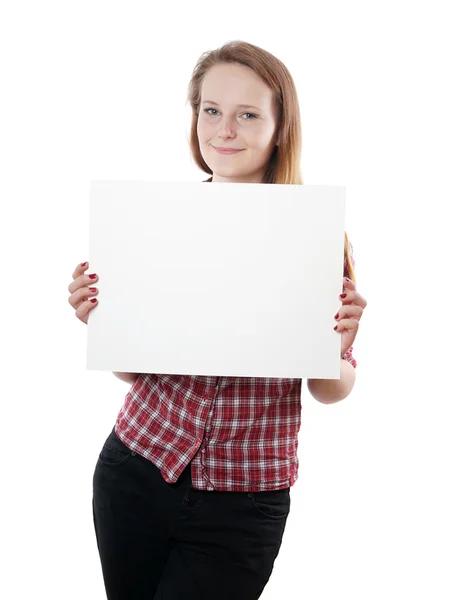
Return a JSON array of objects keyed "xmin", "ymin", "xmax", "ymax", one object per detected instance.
[{"xmin": 201, "ymin": 100, "xmax": 262, "ymax": 111}]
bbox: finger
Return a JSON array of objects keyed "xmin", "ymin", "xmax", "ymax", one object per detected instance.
[
  {"xmin": 340, "ymin": 290, "xmax": 367, "ymax": 308},
  {"xmin": 335, "ymin": 305, "xmax": 363, "ymax": 321},
  {"xmin": 68, "ymin": 262, "xmax": 90, "ymax": 294},
  {"xmin": 343, "ymin": 276, "xmax": 356, "ymax": 289},
  {"xmin": 68, "ymin": 268, "xmax": 98, "ymax": 298},
  {"xmin": 335, "ymin": 318, "xmax": 359, "ymax": 332},
  {"xmin": 75, "ymin": 297, "xmax": 98, "ymax": 322},
  {"xmin": 342, "ymin": 277, "xmax": 356, "ymax": 293},
  {"xmin": 341, "ymin": 280, "xmax": 368, "ymax": 309},
  {"xmin": 69, "ymin": 284, "xmax": 98, "ymax": 310},
  {"xmin": 346, "ymin": 291, "xmax": 367, "ymax": 309},
  {"xmin": 71, "ymin": 261, "xmax": 89, "ymax": 281},
  {"xmin": 68, "ymin": 267, "xmax": 98, "ymax": 308}
]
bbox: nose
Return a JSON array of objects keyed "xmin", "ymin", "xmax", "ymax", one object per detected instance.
[{"xmin": 218, "ymin": 115, "xmax": 237, "ymax": 139}]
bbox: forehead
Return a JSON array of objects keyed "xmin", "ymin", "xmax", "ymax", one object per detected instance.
[{"xmin": 201, "ymin": 63, "xmax": 273, "ymax": 107}]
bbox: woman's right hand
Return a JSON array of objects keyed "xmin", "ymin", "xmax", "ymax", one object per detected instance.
[{"xmin": 68, "ymin": 261, "xmax": 99, "ymax": 324}]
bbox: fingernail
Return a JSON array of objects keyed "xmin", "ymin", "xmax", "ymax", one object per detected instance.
[
  {"xmin": 90, "ymin": 298, "xmax": 97, "ymax": 303},
  {"xmin": 340, "ymin": 293, "xmax": 347, "ymax": 299},
  {"xmin": 81, "ymin": 262, "xmax": 88, "ymax": 267}
]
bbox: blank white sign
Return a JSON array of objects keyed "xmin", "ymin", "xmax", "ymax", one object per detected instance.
[{"xmin": 86, "ymin": 181, "xmax": 346, "ymax": 379}]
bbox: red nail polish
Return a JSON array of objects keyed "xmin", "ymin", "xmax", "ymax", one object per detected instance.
[
  {"xmin": 340, "ymin": 293, "xmax": 347, "ymax": 299},
  {"xmin": 334, "ymin": 325, "xmax": 338, "ymax": 330}
]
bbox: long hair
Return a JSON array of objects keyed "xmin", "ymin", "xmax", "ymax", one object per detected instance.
[{"xmin": 186, "ymin": 40, "xmax": 356, "ymax": 283}]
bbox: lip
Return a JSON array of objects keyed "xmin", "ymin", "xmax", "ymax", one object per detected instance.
[{"xmin": 213, "ymin": 146, "xmax": 244, "ymax": 155}]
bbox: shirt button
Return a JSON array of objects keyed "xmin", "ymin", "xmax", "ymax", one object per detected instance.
[{"xmin": 201, "ymin": 448, "xmax": 206, "ymax": 453}]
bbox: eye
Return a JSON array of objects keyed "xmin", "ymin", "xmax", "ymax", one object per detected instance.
[{"xmin": 203, "ymin": 108, "xmax": 257, "ymax": 120}]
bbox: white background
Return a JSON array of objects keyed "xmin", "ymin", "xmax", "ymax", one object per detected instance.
[{"xmin": 1, "ymin": 1, "xmax": 449, "ymax": 598}]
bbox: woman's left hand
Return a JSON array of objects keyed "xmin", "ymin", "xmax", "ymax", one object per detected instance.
[{"xmin": 334, "ymin": 277, "xmax": 367, "ymax": 357}]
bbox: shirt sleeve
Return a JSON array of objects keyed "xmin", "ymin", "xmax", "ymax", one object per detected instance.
[{"xmin": 342, "ymin": 239, "xmax": 357, "ymax": 368}]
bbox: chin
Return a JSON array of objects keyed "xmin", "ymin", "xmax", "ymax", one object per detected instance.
[{"xmin": 214, "ymin": 169, "xmax": 245, "ymax": 178}]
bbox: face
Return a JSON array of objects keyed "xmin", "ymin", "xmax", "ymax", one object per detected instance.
[{"xmin": 197, "ymin": 63, "xmax": 279, "ymax": 183}]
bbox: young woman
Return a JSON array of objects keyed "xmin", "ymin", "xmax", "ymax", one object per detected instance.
[{"xmin": 68, "ymin": 40, "xmax": 367, "ymax": 600}]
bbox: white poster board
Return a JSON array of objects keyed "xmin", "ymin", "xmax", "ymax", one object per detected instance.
[{"xmin": 87, "ymin": 181, "xmax": 346, "ymax": 379}]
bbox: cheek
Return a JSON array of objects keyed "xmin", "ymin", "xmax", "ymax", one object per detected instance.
[
  {"xmin": 249, "ymin": 138, "xmax": 272, "ymax": 156},
  {"xmin": 261, "ymin": 127, "xmax": 277, "ymax": 146},
  {"xmin": 246, "ymin": 125, "xmax": 272, "ymax": 147},
  {"xmin": 197, "ymin": 119, "xmax": 211, "ymax": 141},
  {"xmin": 196, "ymin": 120, "xmax": 203, "ymax": 141}
]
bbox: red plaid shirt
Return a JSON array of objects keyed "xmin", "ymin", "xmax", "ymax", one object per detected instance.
[{"xmin": 115, "ymin": 178, "xmax": 357, "ymax": 492}]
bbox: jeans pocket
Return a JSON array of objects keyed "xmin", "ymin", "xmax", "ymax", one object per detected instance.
[
  {"xmin": 249, "ymin": 488, "xmax": 291, "ymax": 520},
  {"xmin": 98, "ymin": 429, "xmax": 135, "ymax": 467}
]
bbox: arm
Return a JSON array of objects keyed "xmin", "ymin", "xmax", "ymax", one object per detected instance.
[
  {"xmin": 113, "ymin": 372, "xmax": 140, "ymax": 384},
  {"xmin": 307, "ymin": 359, "xmax": 356, "ymax": 404}
]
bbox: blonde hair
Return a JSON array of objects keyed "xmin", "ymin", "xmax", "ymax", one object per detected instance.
[{"xmin": 187, "ymin": 40, "xmax": 356, "ymax": 283}]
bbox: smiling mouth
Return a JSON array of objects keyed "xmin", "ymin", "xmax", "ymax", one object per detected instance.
[{"xmin": 213, "ymin": 147, "xmax": 245, "ymax": 155}]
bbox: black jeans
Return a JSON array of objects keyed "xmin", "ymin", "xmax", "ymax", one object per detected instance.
[{"xmin": 92, "ymin": 427, "xmax": 291, "ymax": 600}]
